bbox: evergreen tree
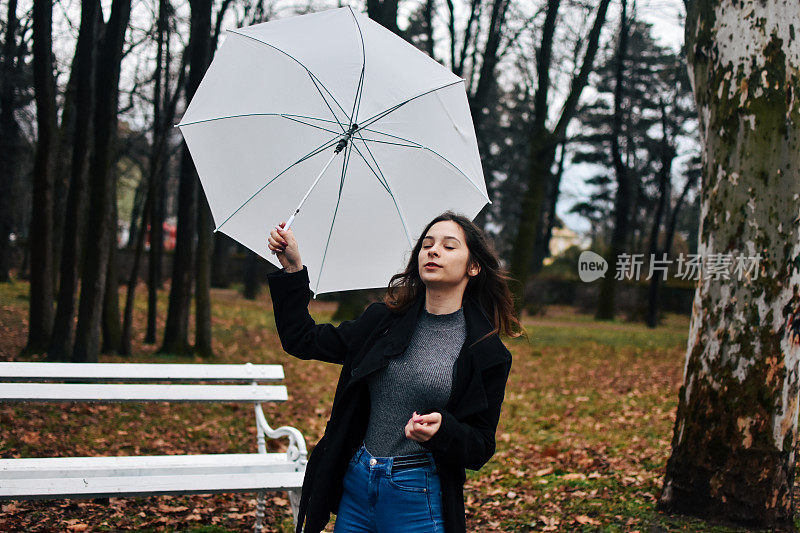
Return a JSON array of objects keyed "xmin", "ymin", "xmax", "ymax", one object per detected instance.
[{"xmin": 569, "ymin": 16, "xmax": 699, "ymax": 320}]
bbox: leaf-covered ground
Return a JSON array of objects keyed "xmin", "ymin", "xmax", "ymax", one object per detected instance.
[{"xmin": 0, "ymin": 280, "xmax": 791, "ymax": 531}]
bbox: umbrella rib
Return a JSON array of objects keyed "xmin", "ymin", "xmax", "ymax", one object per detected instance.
[
  {"xmin": 347, "ymin": 6, "xmax": 367, "ymax": 126},
  {"xmin": 226, "ymin": 29, "xmax": 351, "ymax": 130},
  {"xmin": 349, "ymin": 67, "xmax": 365, "ymax": 129},
  {"xmin": 313, "ymin": 141, "xmax": 354, "ymax": 296},
  {"xmin": 357, "ymin": 127, "xmax": 490, "ymax": 203},
  {"xmin": 347, "ymin": 136, "xmax": 390, "ymax": 194},
  {"xmin": 214, "ymin": 134, "xmax": 342, "ymax": 232},
  {"xmin": 352, "ymin": 137, "xmax": 420, "ymax": 149},
  {"xmin": 285, "ymin": 114, "xmax": 341, "ymax": 126},
  {"xmin": 177, "ymin": 112, "xmax": 340, "ymax": 136},
  {"xmin": 306, "ymin": 71, "xmax": 348, "ymax": 133},
  {"xmin": 281, "ymin": 115, "xmax": 341, "ymax": 136},
  {"xmin": 349, "ymin": 135, "xmax": 414, "ymax": 248},
  {"xmin": 178, "ymin": 112, "xmax": 282, "ymax": 127},
  {"xmin": 354, "ymin": 79, "xmax": 465, "ymax": 133}
]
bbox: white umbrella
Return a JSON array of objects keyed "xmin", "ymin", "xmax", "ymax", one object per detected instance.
[{"xmin": 177, "ymin": 6, "xmax": 490, "ymax": 297}]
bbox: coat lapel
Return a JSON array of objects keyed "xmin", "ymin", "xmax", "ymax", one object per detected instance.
[
  {"xmin": 346, "ymin": 291, "xmax": 509, "ymax": 420},
  {"xmin": 346, "ymin": 293, "xmax": 425, "ymax": 385}
]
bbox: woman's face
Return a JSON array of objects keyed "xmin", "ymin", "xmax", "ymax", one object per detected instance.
[{"xmin": 418, "ymin": 220, "xmax": 479, "ymax": 288}]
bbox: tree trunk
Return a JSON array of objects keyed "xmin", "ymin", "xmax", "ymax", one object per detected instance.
[
  {"xmin": 422, "ymin": 0, "xmax": 435, "ymax": 59},
  {"xmin": 243, "ymin": 250, "xmax": 260, "ymax": 300},
  {"xmin": 0, "ymin": 0, "xmax": 20, "ymax": 283},
  {"xmin": 53, "ymin": 59, "xmax": 80, "ymax": 292},
  {"xmin": 596, "ymin": 0, "xmax": 630, "ymax": 321},
  {"xmin": 646, "ymin": 104, "xmax": 674, "ymax": 329},
  {"xmin": 659, "ymin": 0, "xmax": 800, "ymax": 528},
  {"xmin": 48, "ymin": 0, "xmax": 99, "ymax": 361},
  {"xmin": 532, "ymin": 142, "xmax": 566, "ymax": 275},
  {"xmin": 126, "ymin": 175, "xmax": 147, "ymax": 248},
  {"xmin": 161, "ymin": 149, "xmax": 197, "ymax": 354},
  {"xmin": 121, "ymin": 181, "xmax": 150, "ymax": 355},
  {"xmin": 662, "ymin": 171, "xmax": 697, "ymax": 265},
  {"xmin": 195, "ymin": 194, "xmax": 214, "ymax": 358},
  {"xmin": 211, "ymin": 233, "xmax": 233, "ymax": 288},
  {"xmin": 72, "ymin": 0, "xmax": 132, "ymax": 363},
  {"xmin": 101, "ymin": 194, "xmax": 122, "ymax": 353},
  {"xmin": 161, "ymin": 0, "xmax": 211, "ymax": 356},
  {"xmin": 146, "ymin": 158, "xmax": 165, "ymax": 344},
  {"xmin": 25, "ymin": 0, "xmax": 58, "ymax": 354},
  {"xmin": 146, "ymin": 0, "xmax": 171, "ymax": 345},
  {"xmin": 366, "ymin": 0, "xmax": 400, "ymax": 35}
]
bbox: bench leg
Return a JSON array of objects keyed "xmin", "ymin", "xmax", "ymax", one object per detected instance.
[
  {"xmin": 254, "ymin": 489, "xmax": 266, "ymax": 533},
  {"xmin": 289, "ymin": 489, "xmax": 301, "ymax": 530}
]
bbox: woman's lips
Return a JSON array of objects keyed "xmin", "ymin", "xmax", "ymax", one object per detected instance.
[{"xmin": 424, "ymin": 264, "xmax": 441, "ymax": 269}]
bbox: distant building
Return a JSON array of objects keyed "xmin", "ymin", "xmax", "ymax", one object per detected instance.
[{"xmin": 543, "ymin": 226, "xmax": 585, "ymax": 265}]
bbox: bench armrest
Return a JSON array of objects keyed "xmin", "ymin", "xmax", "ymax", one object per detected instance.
[{"xmin": 254, "ymin": 404, "xmax": 308, "ymax": 464}]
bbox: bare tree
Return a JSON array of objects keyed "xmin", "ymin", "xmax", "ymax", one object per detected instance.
[
  {"xmin": 507, "ymin": 0, "xmax": 611, "ymax": 312},
  {"xmin": 24, "ymin": 0, "xmax": 58, "ymax": 355},
  {"xmin": 161, "ymin": 0, "xmax": 212, "ymax": 356},
  {"xmin": 0, "ymin": 0, "xmax": 22, "ymax": 282},
  {"xmin": 72, "ymin": 0, "xmax": 132, "ymax": 362},
  {"xmin": 48, "ymin": 0, "xmax": 100, "ymax": 361},
  {"xmin": 147, "ymin": 0, "xmax": 186, "ymax": 345},
  {"xmin": 595, "ymin": 0, "xmax": 630, "ymax": 320}
]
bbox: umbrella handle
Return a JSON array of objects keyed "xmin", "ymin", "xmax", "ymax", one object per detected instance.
[{"xmin": 273, "ymin": 216, "xmax": 295, "ymax": 232}]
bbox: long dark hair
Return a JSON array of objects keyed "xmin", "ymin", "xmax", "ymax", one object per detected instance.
[{"xmin": 383, "ymin": 211, "xmax": 524, "ymax": 341}]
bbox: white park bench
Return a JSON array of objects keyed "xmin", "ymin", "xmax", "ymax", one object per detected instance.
[{"xmin": 0, "ymin": 362, "xmax": 307, "ymax": 532}]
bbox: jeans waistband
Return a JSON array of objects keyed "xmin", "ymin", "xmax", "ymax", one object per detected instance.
[{"xmin": 354, "ymin": 443, "xmax": 437, "ymax": 474}]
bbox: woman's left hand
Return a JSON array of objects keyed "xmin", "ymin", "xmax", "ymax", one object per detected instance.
[{"xmin": 405, "ymin": 411, "xmax": 442, "ymax": 442}]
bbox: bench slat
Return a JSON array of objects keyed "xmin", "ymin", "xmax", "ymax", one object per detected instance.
[
  {"xmin": 0, "ymin": 383, "xmax": 288, "ymax": 402},
  {"xmin": 0, "ymin": 472, "xmax": 306, "ymax": 500},
  {"xmin": 0, "ymin": 454, "xmax": 301, "ymax": 479},
  {"xmin": 0, "ymin": 362, "xmax": 284, "ymax": 381}
]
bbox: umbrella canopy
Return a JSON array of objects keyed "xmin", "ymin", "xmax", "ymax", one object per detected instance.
[{"xmin": 177, "ymin": 6, "xmax": 490, "ymax": 296}]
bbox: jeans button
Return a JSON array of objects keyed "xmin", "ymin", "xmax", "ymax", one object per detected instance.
[{"xmin": 369, "ymin": 458, "xmax": 377, "ymax": 466}]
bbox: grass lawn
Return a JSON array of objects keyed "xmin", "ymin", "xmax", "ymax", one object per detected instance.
[{"xmin": 0, "ymin": 280, "xmax": 788, "ymax": 531}]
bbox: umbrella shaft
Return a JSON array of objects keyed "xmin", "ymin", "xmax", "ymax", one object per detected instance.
[{"xmin": 282, "ymin": 149, "xmax": 341, "ymax": 231}]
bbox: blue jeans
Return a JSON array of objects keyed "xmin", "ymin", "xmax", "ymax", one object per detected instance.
[{"xmin": 333, "ymin": 444, "xmax": 446, "ymax": 533}]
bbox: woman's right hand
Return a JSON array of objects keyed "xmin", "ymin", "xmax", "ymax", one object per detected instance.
[{"xmin": 268, "ymin": 222, "xmax": 303, "ymax": 273}]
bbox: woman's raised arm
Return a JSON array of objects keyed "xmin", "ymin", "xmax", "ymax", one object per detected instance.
[
  {"xmin": 266, "ymin": 224, "xmax": 385, "ymax": 364},
  {"xmin": 267, "ymin": 266, "xmax": 385, "ymax": 365}
]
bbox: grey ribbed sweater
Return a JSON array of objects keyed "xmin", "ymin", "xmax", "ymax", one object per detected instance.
[{"xmin": 363, "ymin": 306, "xmax": 466, "ymax": 457}]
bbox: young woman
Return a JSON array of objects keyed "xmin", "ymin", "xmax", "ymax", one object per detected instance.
[{"xmin": 266, "ymin": 211, "xmax": 522, "ymax": 533}]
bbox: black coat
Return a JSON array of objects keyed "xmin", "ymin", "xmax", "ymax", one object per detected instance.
[{"xmin": 267, "ymin": 266, "xmax": 513, "ymax": 533}]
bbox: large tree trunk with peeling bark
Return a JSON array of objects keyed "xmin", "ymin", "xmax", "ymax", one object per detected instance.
[{"xmin": 658, "ymin": 0, "xmax": 800, "ymax": 528}]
